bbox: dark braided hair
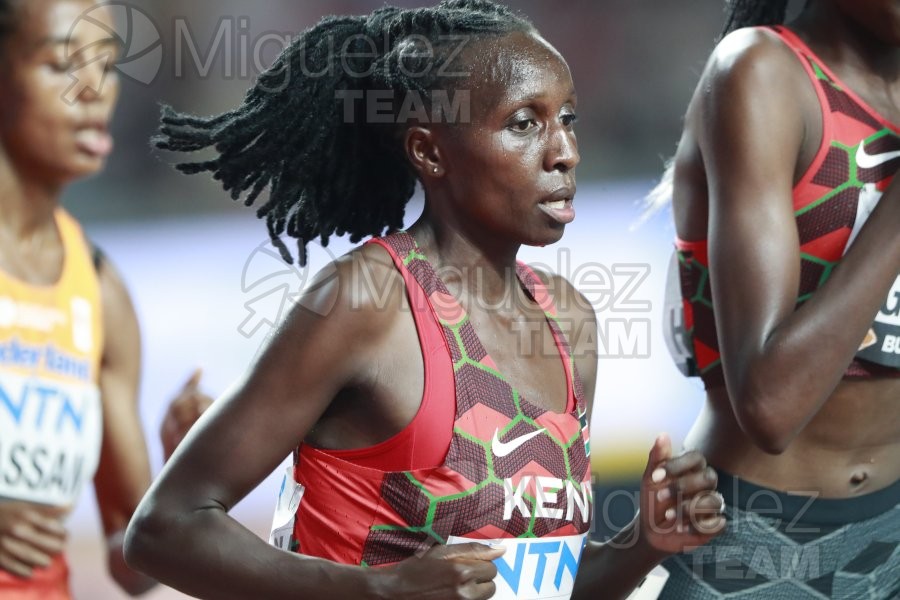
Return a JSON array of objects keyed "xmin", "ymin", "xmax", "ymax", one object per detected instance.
[
  {"xmin": 156, "ymin": 0, "xmax": 533, "ymax": 265},
  {"xmin": 721, "ymin": 0, "xmax": 789, "ymax": 37}
]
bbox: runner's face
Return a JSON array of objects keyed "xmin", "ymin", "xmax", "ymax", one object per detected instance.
[
  {"xmin": 0, "ymin": 0, "xmax": 120, "ymax": 184},
  {"xmin": 435, "ymin": 30, "xmax": 579, "ymax": 248}
]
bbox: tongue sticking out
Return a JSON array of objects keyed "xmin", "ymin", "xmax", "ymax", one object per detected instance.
[{"xmin": 75, "ymin": 129, "xmax": 114, "ymax": 158}]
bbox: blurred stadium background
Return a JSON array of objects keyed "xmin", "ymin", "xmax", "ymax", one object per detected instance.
[{"xmin": 56, "ymin": 1, "xmax": 779, "ymax": 597}]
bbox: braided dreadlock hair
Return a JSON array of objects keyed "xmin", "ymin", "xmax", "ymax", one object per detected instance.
[
  {"xmin": 156, "ymin": 0, "xmax": 533, "ymax": 265},
  {"xmin": 722, "ymin": 0, "xmax": 789, "ymax": 37}
]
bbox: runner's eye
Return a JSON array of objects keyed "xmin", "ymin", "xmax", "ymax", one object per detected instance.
[{"xmin": 510, "ymin": 118, "xmax": 538, "ymax": 133}]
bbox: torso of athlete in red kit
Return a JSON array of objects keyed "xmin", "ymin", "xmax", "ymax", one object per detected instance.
[
  {"xmin": 673, "ymin": 23, "xmax": 900, "ymax": 498},
  {"xmin": 291, "ymin": 232, "xmax": 592, "ymax": 575}
]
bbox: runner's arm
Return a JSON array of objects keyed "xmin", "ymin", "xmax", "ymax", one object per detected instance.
[{"xmin": 694, "ymin": 30, "xmax": 900, "ymax": 453}]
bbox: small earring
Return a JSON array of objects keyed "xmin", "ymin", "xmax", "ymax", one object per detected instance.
[{"xmin": 432, "ymin": 167, "xmax": 439, "ymax": 174}]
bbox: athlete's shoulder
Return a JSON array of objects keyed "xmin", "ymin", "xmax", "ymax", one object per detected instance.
[
  {"xmin": 286, "ymin": 240, "xmax": 408, "ymax": 339},
  {"xmin": 344, "ymin": 241, "xmax": 407, "ymax": 313},
  {"xmin": 528, "ymin": 267, "xmax": 598, "ymax": 405},
  {"xmin": 702, "ymin": 26, "xmax": 805, "ymax": 92},
  {"xmin": 80, "ymin": 236, "xmax": 132, "ymax": 322},
  {"xmin": 687, "ymin": 25, "xmax": 814, "ymax": 144},
  {"xmin": 528, "ymin": 268, "xmax": 596, "ymax": 326}
]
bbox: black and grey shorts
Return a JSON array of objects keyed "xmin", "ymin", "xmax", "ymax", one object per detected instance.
[{"xmin": 659, "ymin": 471, "xmax": 900, "ymax": 599}]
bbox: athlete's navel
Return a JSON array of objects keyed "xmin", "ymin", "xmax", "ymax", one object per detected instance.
[{"xmin": 849, "ymin": 470, "xmax": 869, "ymax": 487}]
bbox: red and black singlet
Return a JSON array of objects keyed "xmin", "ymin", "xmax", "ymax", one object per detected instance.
[
  {"xmin": 675, "ymin": 26, "xmax": 900, "ymax": 389},
  {"xmin": 284, "ymin": 232, "xmax": 593, "ymax": 596}
]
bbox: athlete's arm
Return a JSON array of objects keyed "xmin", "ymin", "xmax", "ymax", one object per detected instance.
[
  {"xmin": 93, "ymin": 254, "xmax": 157, "ymax": 595},
  {"xmin": 124, "ymin": 251, "xmax": 503, "ymax": 600},
  {"xmin": 573, "ymin": 436, "xmax": 724, "ymax": 600},
  {"xmin": 541, "ymin": 278, "xmax": 724, "ymax": 598},
  {"xmin": 693, "ymin": 30, "xmax": 900, "ymax": 454}
]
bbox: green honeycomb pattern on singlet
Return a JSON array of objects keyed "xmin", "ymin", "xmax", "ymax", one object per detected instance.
[
  {"xmin": 677, "ymin": 30, "xmax": 900, "ymax": 387},
  {"xmin": 359, "ymin": 232, "xmax": 592, "ymax": 567}
]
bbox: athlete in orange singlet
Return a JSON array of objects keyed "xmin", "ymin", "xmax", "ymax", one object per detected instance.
[{"xmin": 0, "ymin": 1, "xmax": 209, "ymax": 597}]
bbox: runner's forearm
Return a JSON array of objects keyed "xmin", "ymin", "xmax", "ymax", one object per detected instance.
[{"xmin": 572, "ymin": 519, "xmax": 668, "ymax": 600}]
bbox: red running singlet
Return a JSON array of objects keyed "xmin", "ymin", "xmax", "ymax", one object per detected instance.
[
  {"xmin": 283, "ymin": 232, "xmax": 593, "ymax": 598},
  {"xmin": 675, "ymin": 26, "xmax": 900, "ymax": 389}
]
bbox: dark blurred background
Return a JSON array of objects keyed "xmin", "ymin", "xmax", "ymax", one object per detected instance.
[{"xmin": 66, "ymin": 0, "xmax": 728, "ymax": 223}]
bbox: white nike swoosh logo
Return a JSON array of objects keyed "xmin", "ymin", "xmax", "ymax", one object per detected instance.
[
  {"xmin": 856, "ymin": 144, "xmax": 900, "ymax": 169},
  {"xmin": 491, "ymin": 428, "xmax": 546, "ymax": 458}
]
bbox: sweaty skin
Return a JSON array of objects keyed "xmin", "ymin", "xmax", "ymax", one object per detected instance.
[{"xmin": 126, "ymin": 30, "xmax": 724, "ymax": 600}]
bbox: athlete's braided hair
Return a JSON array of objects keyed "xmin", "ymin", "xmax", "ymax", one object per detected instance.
[
  {"xmin": 156, "ymin": 0, "xmax": 532, "ymax": 265},
  {"xmin": 721, "ymin": 0, "xmax": 789, "ymax": 37}
]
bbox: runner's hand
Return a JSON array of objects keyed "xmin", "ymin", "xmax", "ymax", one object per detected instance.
[
  {"xmin": 639, "ymin": 434, "xmax": 726, "ymax": 554},
  {"xmin": 0, "ymin": 502, "xmax": 68, "ymax": 578},
  {"xmin": 370, "ymin": 542, "xmax": 505, "ymax": 599},
  {"xmin": 160, "ymin": 368, "xmax": 213, "ymax": 461}
]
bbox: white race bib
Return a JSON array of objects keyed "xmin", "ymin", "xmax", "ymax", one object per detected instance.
[
  {"xmin": 845, "ymin": 184, "xmax": 900, "ymax": 367},
  {"xmin": 448, "ymin": 534, "xmax": 587, "ymax": 600},
  {"xmin": 662, "ymin": 251, "xmax": 696, "ymax": 377},
  {"xmin": 0, "ymin": 371, "xmax": 102, "ymax": 506},
  {"xmin": 268, "ymin": 465, "xmax": 304, "ymax": 551},
  {"xmin": 625, "ymin": 565, "xmax": 670, "ymax": 600}
]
